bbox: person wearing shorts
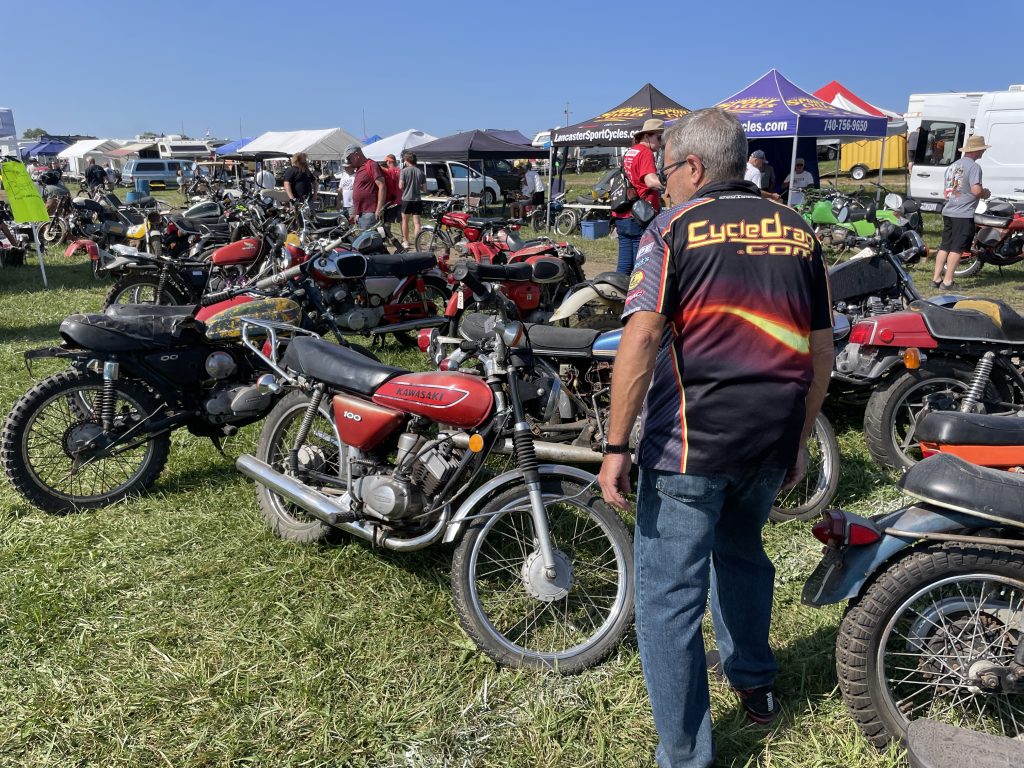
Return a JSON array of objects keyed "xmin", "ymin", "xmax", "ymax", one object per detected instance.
[
  {"xmin": 399, "ymin": 151, "xmax": 426, "ymax": 247},
  {"xmin": 933, "ymin": 135, "xmax": 991, "ymax": 289}
]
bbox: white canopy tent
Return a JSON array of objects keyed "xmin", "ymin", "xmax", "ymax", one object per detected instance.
[
  {"xmin": 361, "ymin": 129, "xmax": 438, "ymax": 161},
  {"xmin": 825, "ymin": 93, "xmax": 907, "ymax": 135},
  {"xmin": 57, "ymin": 139, "xmax": 123, "ymax": 175},
  {"xmin": 239, "ymin": 128, "xmax": 360, "ymax": 161}
]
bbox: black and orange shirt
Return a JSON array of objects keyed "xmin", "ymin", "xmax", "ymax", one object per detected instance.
[{"xmin": 623, "ymin": 180, "xmax": 831, "ymax": 475}]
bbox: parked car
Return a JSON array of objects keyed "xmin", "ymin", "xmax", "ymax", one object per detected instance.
[
  {"xmin": 418, "ymin": 161, "xmax": 502, "ymax": 205},
  {"xmin": 122, "ymin": 158, "xmax": 194, "ymax": 189},
  {"xmin": 481, "ymin": 159, "xmax": 522, "ymax": 194}
]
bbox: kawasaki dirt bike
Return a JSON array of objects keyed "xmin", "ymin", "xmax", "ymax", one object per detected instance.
[{"xmin": 234, "ymin": 260, "xmax": 634, "ymax": 673}]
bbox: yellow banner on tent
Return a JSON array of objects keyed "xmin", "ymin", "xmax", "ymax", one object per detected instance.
[{"xmin": 1, "ymin": 162, "xmax": 50, "ymax": 223}]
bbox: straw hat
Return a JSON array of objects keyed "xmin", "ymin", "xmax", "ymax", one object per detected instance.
[
  {"xmin": 959, "ymin": 135, "xmax": 991, "ymax": 153},
  {"xmin": 633, "ymin": 118, "xmax": 665, "ymax": 141}
]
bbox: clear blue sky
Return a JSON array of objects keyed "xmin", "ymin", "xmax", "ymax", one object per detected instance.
[{"xmin": 6, "ymin": 0, "xmax": 1023, "ymax": 141}]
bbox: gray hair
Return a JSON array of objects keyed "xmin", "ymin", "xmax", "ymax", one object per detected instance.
[{"xmin": 662, "ymin": 108, "xmax": 747, "ymax": 184}]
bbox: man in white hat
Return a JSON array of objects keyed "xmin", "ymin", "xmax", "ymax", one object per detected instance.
[
  {"xmin": 613, "ymin": 118, "xmax": 665, "ymax": 274},
  {"xmin": 932, "ymin": 134, "xmax": 991, "ymax": 288}
]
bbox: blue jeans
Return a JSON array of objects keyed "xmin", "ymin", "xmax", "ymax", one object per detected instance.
[
  {"xmin": 615, "ymin": 216, "xmax": 644, "ymax": 274},
  {"xmin": 357, "ymin": 212, "xmax": 378, "ymax": 230},
  {"xmin": 635, "ymin": 466, "xmax": 785, "ymax": 768}
]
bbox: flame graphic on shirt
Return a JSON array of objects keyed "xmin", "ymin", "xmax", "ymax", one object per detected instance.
[{"xmin": 684, "ymin": 304, "xmax": 809, "ymax": 354}]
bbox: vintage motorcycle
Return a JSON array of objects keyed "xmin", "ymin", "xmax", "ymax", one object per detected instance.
[
  {"xmin": 802, "ymin": 452, "xmax": 1024, "ymax": 747},
  {"xmin": 0, "ymin": 262, "xmax": 323, "ymax": 513},
  {"xmin": 234, "ymin": 259, "xmax": 635, "ymax": 674},
  {"xmin": 953, "ymin": 197, "xmax": 1024, "ymax": 278}
]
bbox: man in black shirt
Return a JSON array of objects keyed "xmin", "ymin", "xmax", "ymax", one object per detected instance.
[{"xmin": 84, "ymin": 158, "xmax": 107, "ymax": 193}]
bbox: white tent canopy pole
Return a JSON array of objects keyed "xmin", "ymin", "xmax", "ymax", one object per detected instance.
[{"xmin": 786, "ymin": 116, "xmax": 801, "ymax": 206}]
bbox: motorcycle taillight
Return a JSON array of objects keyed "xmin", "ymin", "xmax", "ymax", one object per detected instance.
[
  {"xmin": 848, "ymin": 322, "xmax": 875, "ymax": 345},
  {"xmin": 812, "ymin": 510, "xmax": 882, "ymax": 546}
]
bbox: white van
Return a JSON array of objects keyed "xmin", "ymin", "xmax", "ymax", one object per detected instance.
[
  {"xmin": 417, "ymin": 161, "xmax": 502, "ymax": 205},
  {"xmin": 971, "ymin": 89, "xmax": 1024, "ymax": 201},
  {"xmin": 905, "ymin": 91, "xmax": 984, "ymax": 212}
]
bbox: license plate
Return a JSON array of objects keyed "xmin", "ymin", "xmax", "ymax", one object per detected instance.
[
  {"xmin": 801, "ymin": 547, "xmax": 843, "ymax": 606},
  {"xmin": 919, "ymin": 201, "xmax": 939, "ymax": 212},
  {"xmin": 457, "ymin": 290, "xmax": 464, "ymax": 310}
]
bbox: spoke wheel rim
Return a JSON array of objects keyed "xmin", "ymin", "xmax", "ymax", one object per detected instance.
[
  {"xmin": 465, "ymin": 493, "xmax": 628, "ymax": 663},
  {"xmin": 23, "ymin": 383, "xmax": 155, "ymax": 504},
  {"xmin": 773, "ymin": 417, "xmax": 832, "ymax": 512},
  {"xmin": 877, "ymin": 573, "xmax": 1024, "ymax": 737},
  {"xmin": 891, "ymin": 377, "xmax": 968, "ymax": 464}
]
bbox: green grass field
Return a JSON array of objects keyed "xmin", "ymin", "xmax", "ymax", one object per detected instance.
[{"xmin": 0, "ymin": 191, "xmax": 1021, "ymax": 767}]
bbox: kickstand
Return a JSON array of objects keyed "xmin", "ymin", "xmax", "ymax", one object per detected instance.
[{"xmin": 210, "ymin": 436, "xmax": 226, "ymax": 457}]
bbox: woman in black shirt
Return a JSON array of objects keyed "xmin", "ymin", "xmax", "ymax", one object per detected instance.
[{"xmin": 283, "ymin": 152, "xmax": 317, "ymax": 203}]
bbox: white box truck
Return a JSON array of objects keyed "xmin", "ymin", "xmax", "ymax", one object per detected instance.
[{"xmin": 906, "ymin": 88, "xmax": 1024, "ymax": 211}]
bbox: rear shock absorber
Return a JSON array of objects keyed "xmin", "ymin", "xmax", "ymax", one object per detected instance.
[
  {"xmin": 288, "ymin": 386, "xmax": 324, "ymax": 475},
  {"xmin": 101, "ymin": 361, "xmax": 119, "ymax": 431},
  {"xmin": 960, "ymin": 352, "xmax": 995, "ymax": 413},
  {"xmin": 155, "ymin": 267, "xmax": 169, "ymax": 304}
]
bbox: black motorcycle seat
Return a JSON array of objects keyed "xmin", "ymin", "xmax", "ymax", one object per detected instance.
[
  {"xmin": 899, "ymin": 453, "xmax": 1024, "ymax": 528},
  {"xmin": 911, "ymin": 299, "xmax": 1024, "ymax": 344},
  {"xmin": 466, "ymin": 217, "xmax": 506, "ymax": 229},
  {"xmin": 593, "ymin": 271, "xmax": 629, "ymax": 292},
  {"xmin": 458, "ymin": 314, "xmax": 602, "ymax": 356},
  {"xmin": 313, "ymin": 211, "xmax": 342, "ymax": 226},
  {"xmin": 365, "ymin": 253, "xmax": 437, "ymax": 278},
  {"xmin": 281, "ymin": 336, "xmax": 407, "ymax": 397},
  {"xmin": 104, "ymin": 304, "xmax": 196, "ymax": 321},
  {"xmin": 131, "ymin": 195, "xmax": 157, "ymax": 208},
  {"xmin": 525, "ymin": 324, "xmax": 602, "ymax": 356},
  {"xmin": 917, "ymin": 411, "xmax": 1024, "ymax": 447},
  {"xmin": 59, "ymin": 312, "xmax": 204, "ymax": 352},
  {"xmin": 72, "ymin": 199, "xmax": 105, "ymax": 214}
]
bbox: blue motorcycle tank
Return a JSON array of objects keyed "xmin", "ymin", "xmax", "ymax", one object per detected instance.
[{"xmin": 593, "ymin": 329, "xmax": 621, "ymax": 359}]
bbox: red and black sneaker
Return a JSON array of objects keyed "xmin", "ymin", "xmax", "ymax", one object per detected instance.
[{"xmin": 733, "ymin": 686, "xmax": 781, "ymax": 724}]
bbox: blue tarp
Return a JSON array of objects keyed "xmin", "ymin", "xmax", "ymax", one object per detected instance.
[
  {"xmin": 215, "ymin": 137, "xmax": 255, "ymax": 155},
  {"xmin": 361, "ymin": 134, "xmax": 382, "ymax": 145},
  {"xmin": 713, "ymin": 70, "xmax": 888, "ymax": 139}
]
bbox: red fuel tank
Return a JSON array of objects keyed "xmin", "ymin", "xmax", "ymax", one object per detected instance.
[
  {"xmin": 211, "ymin": 237, "xmax": 264, "ymax": 266},
  {"xmin": 372, "ymin": 372, "xmax": 493, "ymax": 428}
]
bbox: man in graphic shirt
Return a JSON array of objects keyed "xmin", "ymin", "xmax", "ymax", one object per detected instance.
[
  {"xmin": 598, "ymin": 108, "xmax": 833, "ymax": 768},
  {"xmin": 612, "ymin": 118, "xmax": 665, "ymax": 274},
  {"xmin": 932, "ymin": 134, "xmax": 990, "ymax": 288}
]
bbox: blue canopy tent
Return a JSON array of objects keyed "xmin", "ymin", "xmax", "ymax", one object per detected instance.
[
  {"xmin": 215, "ymin": 137, "xmax": 254, "ymax": 156},
  {"xmin": 25, "ymin": 139, "xmax": 69, "ymax": 157},
  {"xmin": 713, "ymin": 70, "xmax": 888, "ymax": 203}
]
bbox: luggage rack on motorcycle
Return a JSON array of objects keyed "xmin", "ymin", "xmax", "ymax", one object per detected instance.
[{"xmin": 239, "ymin": 317, "xmax": 319, "ymax": 380}]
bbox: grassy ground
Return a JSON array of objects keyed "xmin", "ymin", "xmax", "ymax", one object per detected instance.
[{"xmin": 0, "ymin": 196, "xmax": 1022, "ymax": 766}]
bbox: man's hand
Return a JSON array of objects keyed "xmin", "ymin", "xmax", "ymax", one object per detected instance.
[
  {"xmin": 781, "ymin": 445, "xmax": 808, "ymax": 492},
  {"xmin": 599, "ymin": 453, "xmax": 633, "ymax": 511}
]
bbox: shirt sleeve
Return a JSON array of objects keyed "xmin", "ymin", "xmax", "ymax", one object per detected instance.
[
  {"xmin": 968, "ymin": 161, "xmax": 983, "ymax": 189},
  {"xmin": 808, "ymin": 244, "xmax": 833, "ymax": 332},
  {"xmin": 368, "ymin": 162, "xmax": 383, "ymax": 183},
  {"xmin": 631, "ymin": 147, "xmax": 657, "ymax": 184},
  {"xmin": 622, "ymin": 218, "xmax": 677, "ymax": 320}
]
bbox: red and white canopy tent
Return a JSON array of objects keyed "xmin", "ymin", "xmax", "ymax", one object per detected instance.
[{"xmin": 812, "ymin": 80, "xmax": 908, "ymax": 191}]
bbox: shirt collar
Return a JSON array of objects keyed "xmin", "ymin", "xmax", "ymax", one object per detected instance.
[{"xmin": 694, "ymin": 179, "xmax": 762, "ymax": 199}]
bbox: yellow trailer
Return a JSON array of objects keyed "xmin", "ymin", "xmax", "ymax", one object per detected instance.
[{"xmin": 840, "ymin": 134, "xmax": 907, "ymax": 180}]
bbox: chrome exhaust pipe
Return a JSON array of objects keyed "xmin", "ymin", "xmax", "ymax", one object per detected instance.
[
  {"xmin": 449, "ymin": 433, "xmax": 602, "ymax": 464},
  {"xmin": 370, "ymin": 316, "xmax": 448, "ymax": 335},
  {"xmin": 235, "ymin": 455, "xmax": 448, "ymax": 551}
]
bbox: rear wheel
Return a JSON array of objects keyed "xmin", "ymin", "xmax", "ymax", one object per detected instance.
[
  {"xmin": 952, "ymin": 252, "xmax": 983, "ymax": 278},
  {"xmin": 415, "ymin": 227, "xmax": 458, "ymax": 263},
  {"xmin": 103, "ymin": 273, "xmax": 189, "ymax": 308},
  {"xmin": 837, "ymin": 544, "xmax": 1024, "ymax": 747},
  {"xmin": 769, "ymin": 413, "xmax": 841, "ymax": 522},
  {"xmin": 392, "ymin": 280, "xmax": 450, "ymax": 348},
  {"xmin": 555, "ymin": 210, "xmax": 578, "ymax": 237},
  {"xmin": 254, "ymin": 390, "xmax": 343, "ymax": 544},
  {"xmin": 1, "ymin": 370, "xmax": 170, "ymax": 513},
  {"xmin": 40, "ymin": 218, "xmax": 69, "ymax": 246},
  {"xmin": 528, "ymin": 209, "xmax": 548, "ymax": 232}
]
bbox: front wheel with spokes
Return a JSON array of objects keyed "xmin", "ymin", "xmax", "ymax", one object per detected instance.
[
  {"xmin": 450, "ymin": 478, "xmax": 634, "ymax": 673},
  {"xmin": 837, "ymin": 543, "xmax": 1024, "ymax": 747},
  {"xmin": 770, "ymin": 412, "xmax": 841, "ymax": 522}
]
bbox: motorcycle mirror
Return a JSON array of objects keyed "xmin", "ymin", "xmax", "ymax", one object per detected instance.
[
  {"xmin": 836, "ymin": 206, "xmax": 850, "ymax": 224},
  {"xmin": 866, "ymin": 203, "xmax": 878, "ymax": 223},
  {"xmin": 884, "ymin": 192, "xmax": 903, "ymax": 210}
]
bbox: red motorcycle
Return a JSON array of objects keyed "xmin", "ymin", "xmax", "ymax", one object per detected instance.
[
  {"xmin": 234, "ymin": 260, "xmax": 634, "ymax": 674},
  {"xmin": 838, "ymin": 297, "xmax": 1024, "ymax": 469},
  {"xmin": 953, "ymin": 198, "xmax": 1024, "ymax": 277}
]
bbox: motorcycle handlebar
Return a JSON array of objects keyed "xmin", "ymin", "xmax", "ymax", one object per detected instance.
[{"xmin": 200, "ymin": 263, "xmax": 305, "ymax": 307}]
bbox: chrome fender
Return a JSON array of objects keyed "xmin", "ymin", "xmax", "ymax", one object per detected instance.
[
  {"xmin": 442, "ymin": 463, "xmax": 599, "ymax": 544},
  {"xmin": 549, "ymin": 286, "xmax": 614, "ymax": 323}
]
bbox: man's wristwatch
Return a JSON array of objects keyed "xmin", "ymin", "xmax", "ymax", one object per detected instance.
[{"xmin": 601, "ymin": 440, "xmax": 630, "ymax": 455}]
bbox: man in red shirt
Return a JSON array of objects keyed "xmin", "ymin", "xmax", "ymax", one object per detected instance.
[
  {"xmin": 613, "ymin": 118, "xmax": 665, "ymax": 274},
  {"xmin": 344, "ymin": 144, "xmax": 387, "ymax": 230}
]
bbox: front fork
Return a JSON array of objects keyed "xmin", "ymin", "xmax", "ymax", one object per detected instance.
[{"xmin": 506, "ymin": 370, "xmax": 560, "ymax": 579}]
